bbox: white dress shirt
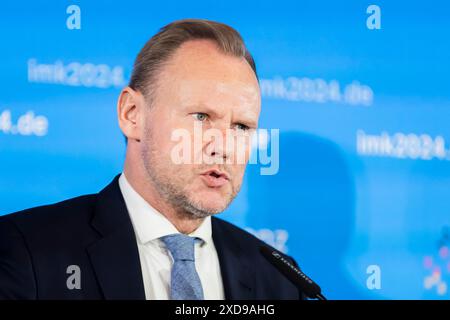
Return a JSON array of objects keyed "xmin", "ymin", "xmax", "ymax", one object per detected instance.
[{"xmin": 118, "ymin": 173, "xmax": 225, "ymax": 300}]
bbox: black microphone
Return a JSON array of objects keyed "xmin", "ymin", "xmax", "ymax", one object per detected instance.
[{"xmin": 259, "ymin": 245, "xmax": 326, "ymax": 300}]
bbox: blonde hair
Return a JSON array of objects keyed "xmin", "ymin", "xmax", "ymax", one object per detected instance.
[{"xmin": 128, "ymin": 18, "xmax": 257, "ymax": 102}]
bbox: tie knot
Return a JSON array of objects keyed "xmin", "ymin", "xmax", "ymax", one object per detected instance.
[{"xmin": 161, "ymin": 234, "xmax": 197, "ymax": 261}]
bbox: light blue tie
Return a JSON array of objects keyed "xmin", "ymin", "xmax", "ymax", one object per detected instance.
[{"xmin": 161, "ymin": 234, "xmax": 204, "ymax": 300}]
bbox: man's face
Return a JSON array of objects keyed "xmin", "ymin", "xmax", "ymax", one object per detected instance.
[{"xmin": 140, "ymin": 40, "xmax": 261, "ymax": 218}]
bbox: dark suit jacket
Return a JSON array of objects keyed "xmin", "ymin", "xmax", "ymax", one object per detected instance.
[{"xmin": 0, "ymin": 175, "xmax": 302, "ymax": 300}]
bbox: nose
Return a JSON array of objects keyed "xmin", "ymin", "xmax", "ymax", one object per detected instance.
[{"xmin": 203, "ymin": 126, "xmax": 232, "ymax": 164}]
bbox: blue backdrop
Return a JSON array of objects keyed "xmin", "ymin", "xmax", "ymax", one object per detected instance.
[{"xmin": 1, "ymin": 0, "xmax": 450, "ymax": 299}]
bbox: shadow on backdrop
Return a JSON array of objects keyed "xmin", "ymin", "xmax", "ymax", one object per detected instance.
[{"xmin": 245, "ymin": 130, "xmax": 369, "ymax": 299}]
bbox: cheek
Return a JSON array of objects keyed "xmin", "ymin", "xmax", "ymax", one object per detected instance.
[
  {"xmin": 233, "ymin": 136, "xmax": 253, "ymax": 163},
  {"xmin": 231, "ymin": 165, "xmax": 246, "ymax": 184},
  {"xmin": 151, "ymin": 126, "xmax": 179, "ymax": 158},
  {"xmin": 146, "ymin": 110, "xmax": 185, "ymax": 152}
]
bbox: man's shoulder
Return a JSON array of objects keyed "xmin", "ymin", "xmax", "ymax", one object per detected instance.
[
  {"xmin": 211, "ymin": 216, "xmax": 263, "ymax": 245},
  {"xmin": 211, "ymin": 217, "xmax": 283, "ymax": 257},
  {"xmin": 0, "ymin": 193, "xmax": 98, "ymax": 236},
  {"xmin": 212, "ymin": 216, "xmax": 303, "ymax": 299}
]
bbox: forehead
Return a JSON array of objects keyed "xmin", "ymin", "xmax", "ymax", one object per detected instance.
[
  {"xmin": 156, "ymin": 40, "xmax": 261, "ymax": 113},
  {"xmin": 177, "ymin": 80, "xmax": 260, "ymax": 111}
]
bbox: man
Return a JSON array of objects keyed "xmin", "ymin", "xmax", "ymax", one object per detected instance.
[{"xmin": 0, "ymin": 19, "xmax": 303, "ymax": 300}]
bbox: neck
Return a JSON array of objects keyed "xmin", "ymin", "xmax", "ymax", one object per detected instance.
[{"xmin": 123, "ymin": 153, "xmax": 204, "ymax": 235}]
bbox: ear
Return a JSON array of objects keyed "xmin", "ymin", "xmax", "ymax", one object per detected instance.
[{"xmin": 117, "ymin": 87, "xmax": 144, "ymax": 142}]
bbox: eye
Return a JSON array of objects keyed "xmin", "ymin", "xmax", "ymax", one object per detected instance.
[
  {"xmin": 192, "ymin": 113, "xmax": 208, "ymax": 121},
  {"xmin": 235, "ymin": 123, "xmax": 250, "ymax": 131}
]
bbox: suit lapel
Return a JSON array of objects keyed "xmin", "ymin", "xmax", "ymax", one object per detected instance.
[
  {"xmin": 86, "ymin": 175, "xmax": 255, "ymax": 300},
  {"xmin": 212, "ymin": 217, "xmax": 256, "ymax": 300},
  {"xmin": 87, "ymin": 174, "xmax": 146, "ymax": 300}
]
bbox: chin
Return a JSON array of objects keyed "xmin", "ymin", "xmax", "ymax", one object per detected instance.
[{"xmin": 191, "ymin": 194, "xmax": 230, "ymax": 214}]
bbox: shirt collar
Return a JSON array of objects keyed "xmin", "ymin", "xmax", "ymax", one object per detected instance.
[{"xmin": 118, "ymin": 173, "xmax": 212, "ymax": 245}]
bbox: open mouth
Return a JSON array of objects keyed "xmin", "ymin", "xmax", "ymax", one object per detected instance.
[
  {"xmin": 210, "ymin": 171, "xmax": 221, "ymax": 178},
  {"xmin": 200, "ymin": 169, "xmax": 230, "ymax": 188}
]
